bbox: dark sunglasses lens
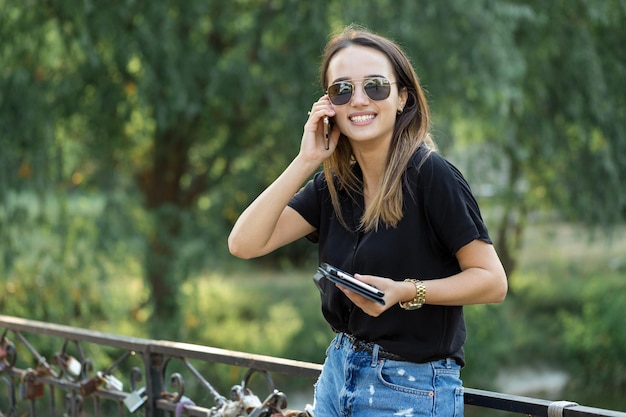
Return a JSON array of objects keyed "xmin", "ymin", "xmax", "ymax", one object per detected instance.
[
  {"xmin": 364, "ymin": 78, "xmax": 391, "ymax": 101},
  {"xmin": 328, "ymin": 82, "xmax": 353, "ymax": 105}
]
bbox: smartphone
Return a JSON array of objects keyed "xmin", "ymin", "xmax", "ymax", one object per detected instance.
[
  {"xmin": 324, "ymin": 117, "xmax": 334, "ymax": 150},
  {"xmin": 315, "ymin": 263, "xmax": 385, "ymax": 305}
]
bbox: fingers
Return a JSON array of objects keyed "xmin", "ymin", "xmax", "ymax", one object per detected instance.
[
  {"xmin": 336, "ymin": 274, "xmax": 405, "ymax": 317},
  {"xmin": 335, "ymin": 275, "xmax": 390, "ymax": 317},
  {"xmin": 336, "ymin": 285, "xmax": 386, "ymax": 317},
  {"xmin": 307, "ymin": 96, "xmax": 334, "ymax": 124},
  {"xmin": 302, "ymin": 96, "xmax": 336, "ymax": 153}
]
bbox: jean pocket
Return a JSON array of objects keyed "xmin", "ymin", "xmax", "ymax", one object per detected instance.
[
  {"xmin": 434, "ymin": 365, "xmax": 464, "ymax": 417},
  {"xmin": 377, "ymin": 360, "xmax": 435, "ymax": 396}
]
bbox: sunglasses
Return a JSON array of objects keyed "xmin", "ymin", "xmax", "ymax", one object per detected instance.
[{"xmin": 326, "ymin": 77, "xmax": 397, "ymax": 106}]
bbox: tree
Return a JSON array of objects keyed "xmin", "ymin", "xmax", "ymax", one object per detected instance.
[
  {"xmin": 9, "ymin": 1, "xmax": 330, "ymax": 336},
  {"xmin": 2, "ymin": 0, "xmax": 625, "ymax": 332},
  {"xmin": 482, "ymin": 0, "xmax": 626, "ymax": 274}
]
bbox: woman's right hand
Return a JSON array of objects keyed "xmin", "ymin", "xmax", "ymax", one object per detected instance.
[{"xmin": 300, "ymin": 95, "xmax": 338, "ymax": 164}]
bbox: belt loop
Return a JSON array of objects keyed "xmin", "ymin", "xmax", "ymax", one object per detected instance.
[
  {"xmin": 335, "ymin": 333, "xmax": 343, "ymax": 349},
  {"xmin": 371, "ymin": 344, "xmax": 380, "ymax": 366}
]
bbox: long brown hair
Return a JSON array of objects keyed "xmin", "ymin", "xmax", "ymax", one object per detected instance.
[{"xmin": 320, "ymin": 25, "xmax": 435, "ymax": 231}]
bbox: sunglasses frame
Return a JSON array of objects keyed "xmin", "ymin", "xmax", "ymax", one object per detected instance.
[{"xmin": 326, "ymin": 77, "xmax": 397, "ymax": 106}]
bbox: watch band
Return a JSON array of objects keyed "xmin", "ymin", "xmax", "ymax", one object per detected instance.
[{"xmin": 399, "ymin": 278, "xmax": 426, "ymax": 310}]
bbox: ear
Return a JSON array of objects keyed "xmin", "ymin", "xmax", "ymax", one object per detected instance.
[{"xmin": 397, "ymin": 87, "xmax": 408, "ymax": 112}]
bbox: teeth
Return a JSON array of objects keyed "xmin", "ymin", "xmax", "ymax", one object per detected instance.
[{"xmin": 350, "ymin": 114, "xmax": 375, "ymax": 123}]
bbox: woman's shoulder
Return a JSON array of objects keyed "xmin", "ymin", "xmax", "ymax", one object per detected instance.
[
  {"xmin": 407, "ymin": 146, "xmax": 469, "ymax": 188},
  {"xmin": 408, "ymin": 146, "xmax": 447, "ymax": 175}
]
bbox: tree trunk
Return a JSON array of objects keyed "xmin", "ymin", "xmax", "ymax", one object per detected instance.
[
  {"xmin": 137, "ymin": 130, "xmax": 190, "ymax": 338},
  {"xmin": 494, "ymin": 147, "xmax": 528, "ymax": 284}
]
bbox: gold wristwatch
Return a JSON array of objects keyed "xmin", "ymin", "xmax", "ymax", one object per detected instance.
[{"xmin": 399, "ymin": 279, "xmax": 426, "ymax": 310}]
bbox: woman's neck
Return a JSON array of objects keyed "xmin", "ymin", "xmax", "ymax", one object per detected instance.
[{"xmin": 351, "ymin": 139, "xmax": 390, "ymax": 206}]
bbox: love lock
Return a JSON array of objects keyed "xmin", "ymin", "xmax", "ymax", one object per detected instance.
[
  {"xmin": 229, "ymin": 384, "xmax": 262, "ymax": 415},
  {"xmin": 20, "ymin": 369, "xmax": 45, "ymax": 400},
  {"xmin": 123, "ymin": 386, "xmax": 147, "ymax": 413},
  {"xmin": 0, "ymin": 336, "xmax": 17, "ymax": 372},
  {"xmin": 248, "ymin": 390, "xmax": 288, "ymax": 417},
  {"xmin": 98, "ymin": 371, "xmax": 124, "ymax": 391},
  {"xmin": 79, "ymin": 375, "xmax": 103, "ymax": 397},
  {"xmin": 124, "ymin": 366, "xmax": 147, "ymax": 413},
  {"xmin": 66, "ymin": 356, "xmax": 82, "ymax": 377},
  {"xmin": 57, "ymin": 354, "xmax": 82, "ymax": 378}
]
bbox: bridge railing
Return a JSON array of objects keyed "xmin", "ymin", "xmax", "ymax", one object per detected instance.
[{"xmin": 1, "ymin": 315, "xmax": 624, "ymax": 417}]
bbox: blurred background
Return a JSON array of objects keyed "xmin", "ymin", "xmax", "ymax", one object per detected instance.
[{"xmin": 1, "ymin": 0, "xmax": 625, "ymax": 413}]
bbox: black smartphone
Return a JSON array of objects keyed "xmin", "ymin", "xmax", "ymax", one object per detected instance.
[
  {"xmin": 315, "ymin": 263, "xmax": 386, "ymax": 305},
  {"xmin": 324, "ymin": 116, "xmax": 334, "ymax": 150}
]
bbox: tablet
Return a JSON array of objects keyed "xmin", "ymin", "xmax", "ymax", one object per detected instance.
[{"xmin": 315, "ymin": 263, "xmax": 386, "ymax": 305}]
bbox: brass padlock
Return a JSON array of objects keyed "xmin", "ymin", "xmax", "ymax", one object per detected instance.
[
  {"xmin": 79, "ymin": 375, "xmax": 103, "ymax": 397},
  {"xmin": 21, "ymin": 370, "xmax": 45, "ymax": 400}
]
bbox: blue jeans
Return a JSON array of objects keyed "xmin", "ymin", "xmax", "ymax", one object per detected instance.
[{"xmin": 312, "ymin": 333, "xmax": 464, "ymax": 417}]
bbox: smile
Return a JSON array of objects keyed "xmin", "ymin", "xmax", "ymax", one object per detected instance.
[{"xmin": 349, "ymin": 114, "xmax": 375, "ymax": 123}]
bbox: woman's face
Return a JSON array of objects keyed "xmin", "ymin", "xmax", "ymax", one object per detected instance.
[{"xmin": 326, "ymin": 45, "xmax": 407, "ymax": 147}]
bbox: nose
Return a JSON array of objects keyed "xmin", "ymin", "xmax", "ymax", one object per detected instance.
[{"xmin": 350, "ymin": 82, "xmax": 370, "ymax": 106}]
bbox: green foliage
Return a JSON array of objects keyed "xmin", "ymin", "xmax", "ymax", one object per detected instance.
[
  {"xmin": 459, "ymin": 223, "xmax": 626, "ymax": 406},
  {"xmin": 503, "ymin": 269, "xmax": 626, "ymax": 400},
  {"xmin": 462, "ymin": 303, "xmax": 514, "ymax": 386},
  {"xmin": 2, "ymin": 0, "xmax": 625, "ymax": 304},
  {"xmin": 0, "ymin": 190, "xmax": 147, "ymax": 332},
  {"xmin": 558, "ymin": 279, "xmax": 626, "ymax": 392},
  {"xmin": 178, "ymin": 271, "xmax": 333, "ymax": 364},
  {"xmin": 460, "ymin": 274, "xmax": 626, "ymax": 410},
  {"xmin": 1, "ymin": 1, "xmax": 626, "ymax": 408}
]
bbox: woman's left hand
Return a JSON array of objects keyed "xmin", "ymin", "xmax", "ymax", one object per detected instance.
[{"xmin": 336, "ymin": 274, "xmax": 415, "ymax": 317}]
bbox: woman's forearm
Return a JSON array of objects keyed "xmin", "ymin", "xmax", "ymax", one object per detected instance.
[{"xmin": 228, "ymin": 154, "xmax": 320, "ymax": 259}]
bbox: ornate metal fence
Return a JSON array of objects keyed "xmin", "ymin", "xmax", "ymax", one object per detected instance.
[{"xmin": 1, "ymin": 315, "xmax": 624, "ymax": 417}]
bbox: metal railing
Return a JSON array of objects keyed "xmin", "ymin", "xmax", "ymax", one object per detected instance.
[{"xmin": 0, "ymin": 315, "xmax": 624, "ymax": 417}]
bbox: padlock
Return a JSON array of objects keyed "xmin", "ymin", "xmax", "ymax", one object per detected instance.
[
  {"xmin": 0, "ymin": 339, "xmax": 16, "ymax": 371},
  {"xmin": 21, "ymin": 380, "xmax": 45, "ymax": 400},
  {"xmin": 123, "ymin": 387, "xmax": 147, "ymax": 413},
  {"xmin": 79, "ymin": 375, "xmax": 103, "ymax": 397},
  {"xmin": 241, "ymin": 391, "xmax": 263, "ymax": 413},
  {"xmin": 20, "ymin": 370, "xmax": 45, "ymax": 400},
  {"xmin": 99, "ymin": 371, "xmax": 124, "ymax": 391},
  {"xmin": 62, "ymin": 355, "xmax": 82, "ymax": 378}
]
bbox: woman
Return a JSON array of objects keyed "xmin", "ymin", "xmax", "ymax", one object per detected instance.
[{"xmin": 228, "ymin": 26, "xmax": 507, "ymax": 417}]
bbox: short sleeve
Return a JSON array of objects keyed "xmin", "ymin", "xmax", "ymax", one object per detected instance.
[
  {"xmin": 415, "ymin": 152, "xmax": 491, "ymax": 256},
  {"xmin": 288, "ymin": 172, "xmax": 325, "ymax": 242}
]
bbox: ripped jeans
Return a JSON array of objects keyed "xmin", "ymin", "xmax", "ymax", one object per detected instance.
[{"xmin": 312, "ymin": 333, "xmax": 464, "ymax": 417}]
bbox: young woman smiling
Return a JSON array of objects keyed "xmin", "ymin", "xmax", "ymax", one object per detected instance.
[{"xmin": 229, "ymin": 25, "xmax": 507, "ymax": 417}]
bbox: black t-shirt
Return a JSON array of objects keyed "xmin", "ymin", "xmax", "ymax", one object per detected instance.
[{"xmin": 288, "ymin": 147, "xmax": 492, "ymax": 366}]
